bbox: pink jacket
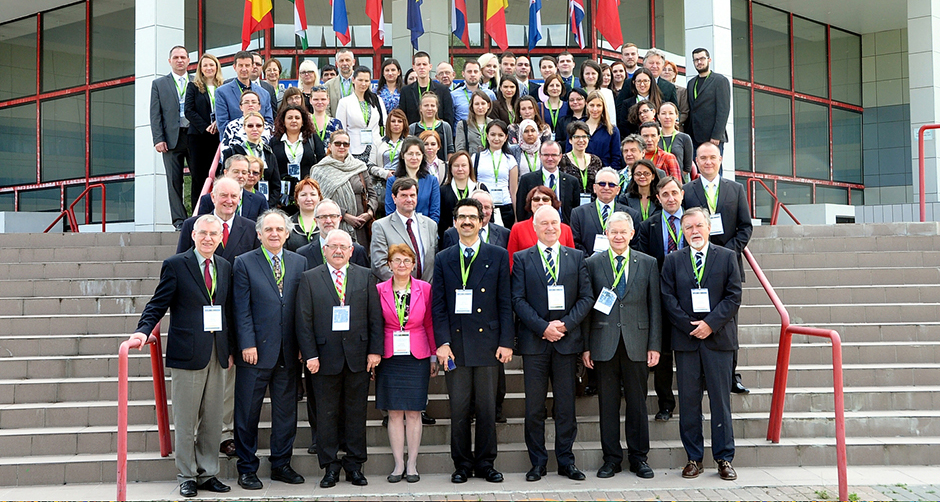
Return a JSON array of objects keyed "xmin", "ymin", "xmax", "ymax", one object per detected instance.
[{"xmin": 377, "ymin": 278, "xmax": 436, "ymax": 359}]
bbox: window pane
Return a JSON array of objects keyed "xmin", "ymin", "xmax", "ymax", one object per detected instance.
[
  {"xmin": 850, "ymin": 188, "xmax": 864, "ymax": 205},
  {"xmin": 0, "ymin": 104, "xmax": 37, "ymax": 187},
  {"xmin": 506, "ymin": 0, "xmax": 569, "ymax": 49},
  {"xmin": 91, "ymin": 85, "xmax": 133, "ymax": 176},
  {"xmin": 831, "ymin": 28, "xmax": 861, "ymax": 105},
  {"xmin": 206, "ymin": 0, "xmax": 261, "ymax": 56},
  {"xmin": 297, "ymin": 0, "xmax": 377, "ymax": 49},
  {"xmin": 754, "ymin": 91, "xmax": 791, "ymax": 176},
  {"xmin": 185, "ymin": 0, "xmax": 198, "ymax": 57},
  {"xmin": 41, "ymin": 95, "xmax": 86, "ymax": 182},
  {"xmin": 42, "ymin": 3, "xmax": 86, "ymax": 91},
  {"xmin": 18, "ymin": 187, "xmax": 61, "ymax": 212},
  {"xmin": 67, "ymin": 179, "xmax": 134, "ymax": 223},
  {"xmin": 832, "ymin": 108, "xmax": 862, "ymax": 183},
  {"xmin": 733, "ymin": 86, "xmax": 751, "ymax": 172},
  {"xmin": 731, "ymin": 0, "xmax": 749, "ymax": 81},
  {"xmin": 91, "ymin": 0, "xmax": 134, "ymax": 82},
  {"xmin": 793, "ymin": 17, "xmax": 827, "ymax": 98},
  {"xmin": 752, "ymin": 3, "xmax": 789, "ymax": 89},
  {"xmin": 0, "ymin": 17, "xmax": 38, "ymax": 101},
  {"xmin": 753, "ymin": 183, "xmax": 774, "ymax": 220},
  {"xmin": 776, "ymin": 181, "xmax": 812, "ymax": 206},
  {"xmin": 654, "ymin": 0, "xmax": 684, "ymax": 56},
  {"xmin": 604, "ymin": 0, "xmax": 649, "ymax": 51},
  {"xmin": 815, "ymin": 185, "xmax": 847, "ymax": 204},
  {"xmin": 0, "ymin": 193, "xmax": 13, "ymax": 212},
  {"xmin": 794, "ymin": 100, "xmax": 829, "ymax": 180}
]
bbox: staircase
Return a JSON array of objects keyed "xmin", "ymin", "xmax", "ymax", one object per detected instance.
[{"xmin": 0, "ymin": 222, "xmax": 937, "ymax": 486}]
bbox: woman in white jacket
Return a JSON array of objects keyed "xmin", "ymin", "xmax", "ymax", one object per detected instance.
[{"xmin": 335, "ymin": 65, "xmax": 388, "ymax": 168}]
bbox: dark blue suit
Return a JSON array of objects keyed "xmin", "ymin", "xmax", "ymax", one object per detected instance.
[
  {"xmin": 177, "ymin": 214, "xmax": 259, "ymax": 265},
  {"xmin": 197, "ymin": 189, "xmax": 269, "ymax": 223},
  {"xmin": 295, "ymin": 239, "xmax": 370, "ymax": 270},
  {"xmin": 440, "ymin": 223, "xmax": 510, "ymax": 250}
]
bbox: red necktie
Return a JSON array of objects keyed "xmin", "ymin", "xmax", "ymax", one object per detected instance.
[
  {"xmin": 406, "ymin": 218, "xmax": 422, "ymax": 278},
  {"xmin": 667, "ymin": 215, "xmax": 678, "ymax": 253},
  {"xmin": 222, "ymin": 222, "xmax": 229, "ymax": 247},
  {"xmin": 203, "ymin": 259, "xmax": 213, "ymax": 300}
]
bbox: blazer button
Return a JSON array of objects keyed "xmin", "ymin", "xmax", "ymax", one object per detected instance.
[
  {"xmin": 479, "ymin": 328, "xmax": 484, "ymax": 332},
  {"xmin": 620, "ymin": 304, "xmax": 624, "ymax": 308},
  {"xmin": 480, "ymin": 288, "xmax": 485, "ymax": 293},
  {"xmin": 477, "ymin": 308, "xmax": 482, "ymax": 313},
  {"xmin": 617, "ymin": 323, "xmax": 622, "ymax": 327}
]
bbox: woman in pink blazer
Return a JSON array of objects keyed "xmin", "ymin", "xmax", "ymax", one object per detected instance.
[{"xmin": 375, "ymin": 243, "xmax": 437, "ymax": 484}]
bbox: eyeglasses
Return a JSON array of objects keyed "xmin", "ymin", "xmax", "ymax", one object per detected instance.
[
  {"xmin": 455, "ymin": 214, "xmax": 480, "ymax": 221},
  {"xmin": 315, "ymin": 213, "xmax": 342, "ymax": 220},
  {"xmin": 571, "ymin": 135, "xmax": 590, "ymax": 140},
  {"xmin": 195, "ymin": 230, "xmax": 222, "ymax": 237},
  {"xmin": 310, "ymin": 86, "xmax": 328, "ymax": 92},
  {"xmin": 324, "ymin": 244, "xmax": 352, "ymax": 251},
  {"xmin": 332, "ymin": 141, "xmax": 350, "ymax": 147},
  {"xmin": 390, "ymin": 258, "xmax": 414, "ymax": 266},
  {"xmin": 693, "ymin": 56, "xmax": 709, "ymax": 62},
  {"xmin": 531, "ymin": 196, "xmax": 553, "ymax": 202},
  {"xmin": 244, "ymin": 123, "xmax": 264, "ymax": 129},
  {"xmin": 299, "ymin": 70, "xmax": 316, "ymax": 75},
  {"xmin": 595, "ymin": 181, "xmax": 618, "ymax": 188},
  {"xmin": 248, "ymin": 171, "xmax": 261, "ymax": 177},
  {"xmin": 633, "ymin": 171, "xmax": 653, "ymax": 178}
]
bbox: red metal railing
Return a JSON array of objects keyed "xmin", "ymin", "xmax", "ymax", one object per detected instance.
[
  {"xmin": 916, "ymin": 124, "xmax": 938, "ymax": 222},
  {"xmin": 117, "ymin": 323, "xmax": 171, "ymax": 502},
  {"xmin": 43, "ymin": 183, "xmax": 107, "ymax": 233},
  {"xmin": 746, "ymin": 177, "xmax": 802, "ymax": 225}
]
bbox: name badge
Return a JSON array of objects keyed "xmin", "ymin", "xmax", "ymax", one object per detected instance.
[
  {"xmin": 287, "ymin": 163, "xmax": 301, "ymax": 178},
  {"xmin": 258, "ymin": 181, "xmax": 269, "ymax": 197},
  {"xmin": 360, "ymin": 129, "xmax": 373, "ymax": 145},
  {"xmin": 393, "ymin": 330, "xmax": 411, "ymax": 356},
  {"xmin": 547, "ymin": 285, "xmax": 565, "ymax": 311},
  {"xmin": 579, "ymin": 193, "xmax": 593, "ymax": 206},
  {"xmin": 281, "ymin": 181, "xmax": 291, "ymax": 198},
  {"xmin": 179, "ymin": 101, "xmax": 185, "ymax": 117},
  {"xmin": 455, "ymin": 289, "xmax": 473, "ymax": 314},
  {"xmin": 593, "ymin": 287, "xmax": 616, "ymax": 315},
  {"xmin": 203, "ymin": 305, "xmax": 222, "ymax": 332},
  {"xmin": 593, "ymin": 235, "xmax": 610, "ymax": 254},
  {"xmin": 709, "ymin": 213, "xmax": 724, "ymax": 235},
  {"xmin": 691, "ymin": 288, "xmax": 711, "ymax": 313},
  {"xmin": 332, "ymin": 305, "xmax": 351, "ymax": 331},
  {"xmin": 489, "ymin": 188, "xmax": 506, "ymax": 202}
]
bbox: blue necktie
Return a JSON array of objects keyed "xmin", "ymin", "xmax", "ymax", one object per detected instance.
[
  {"xmin": 602, "ymin": 204, "xmax": 610, "ymax": 226},
  {"xmin": 694, "ymin": 251, "xmax": 704, "ymax": 286},
  {"xmin": 544, "ymin": 247, "xmax": 556, "ymax": 286},
  {"xmin": 549, "ymin": 173, "xmax": 556, "ymax": 191},
  {"xmin": 615, "ymin": 255, "xmax": 626, "ymax": 298},
  {"xmin": 464, "ymin": 247, "xmax": 474, "ymax": 261}
]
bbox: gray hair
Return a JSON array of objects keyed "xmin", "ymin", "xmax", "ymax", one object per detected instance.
[
  {"xmin": 324, "ymin": 228, "xmax": 352, "ymax": 245},
  {"xmin": 595, "ymin": 167, "xmax": 620, "ymax": 182},
  {"xmin": 645, "ymin": 47, "xmax": 667, "ymax": 62},
  {"xmin": 255, "ymin": 208, "xmax": 293, "ymax": 234},
  {"xmin": 471, "ymin": 189, "xmax": 493, "ymax": 202},
  {"xmin": 607, "ymin": 211, "xmax": 634, "ymax": 229},
  {"xmin": 314, "ymin": 198, "xmax": 341, "ymax": 217},
  {"xmin": 194, "ymin": 213, "xmax": 222, "ymax": 233},
  {"xmin": 681, "ymin": 206, "xmax": 712, "ymax": 226},
  {"xmin": 532, "ymin": 205, "xmax": 559, "ymax": 228},
  {"xmin": 621, "ymin": 134, "xmax": 643, "ymax": 148},
  {"xmin": 224, "ymin": 154, "xmax": 249, "ymax": 171},
  {"xmin": 212, "ymin": 177, "xmax": 241, "ymax": 197}
]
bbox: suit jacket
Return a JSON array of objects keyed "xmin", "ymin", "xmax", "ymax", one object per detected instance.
[
  {"xmin": 269, "ymin": 134, "xmax": 325, "ymax": 182},
  {"xmin": 150, "ymin": 73, "xmax": 189, "ymax": 149},
  {"xmin": 197, "ymin": 189, "xmax": 269, "ymax": 223},
  {"xmin": 296, "ymin": 239, "xmax": 370, "ymax": 270},
  {"xmin": 177, "ymin": 214, "xmax": 260, "ymax": 264},
  {"xmin": 399, "ymin": 80, "xmax": 456, "ymax": 128},
  {"xmin": 295, "ymin": 263, "xmax": 384, "ymax": 375},
  {"xmin": 184, "ymin": 81, "xmax": 213, "ymax": 136},
  {"xmin": 370, "ymin": 212, "xmax": 438, "ymax": 282},
  {"xmin": 325, "ymin": 74, "xmax": 352, "ymax": 118},
  {"xmin": 682, "ymin": 177, "xmax": 753, "ymax": 280},
  {"xmin": 515, "ymin": 170, "xmax": 581, "ymax": 223},
  {"xmin": 687, "ymin": 71, "xmax": 731, "ymax": 144},
  {"xmin": 259, "ymin": 80, "xmax": 278, "ymax": 110},
  {"xmin": 136, "ymin": 251, "xmax": 232, "ymax": 370},
  {"xmin": 214, "ymin": 79, "xmax": 274, "ymax": 140},
  {"xmin": 583, "ymin": 249, "xmax": 662, "ymax": 362},
  {"xmin": 511, "ymin": 245, "xmax": 593, "ymax": 356},
  {"xmin": 377, "ymin": 278, "xmax": 436, "ymax": 359},
  {"xmin": 233, "ymin": 248, "xmax": 306, "ymax": 369},
  {"xmin": 441, "ymin": 222, "xmax": 510, "ymax": 250},
  {"xmin": 634, "ymin": 210, "xmax": 687, "ymax": 270},
  {"xmin": 569, "ymin": 201, "xmax": 640, "ymax": 255},
  {"xmin": 431, "ymin": 243, "xmax": 515, "ymax": 366},
  {"xmin": 220, "ymin": 143, "xmax": 282, "ymax": 208},
  {"xmin": 661, "ymin": 243, "xmax": 741, "ymax": 352}
]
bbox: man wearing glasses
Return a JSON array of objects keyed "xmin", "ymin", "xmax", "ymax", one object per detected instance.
[
  {"xmin": 515, "ymin": 141, "xmax": 581, "ymax": 223},
  {"xmin": 296, "ymin": 199, "xmax": 370, "ymax": 271},
  {"xmin": 569, "ymin": 167, "xmax": 640, "ymax": 255},
  {"xmin": 686, "ymin": 48, "xmax": 731, "ymax": 158}
]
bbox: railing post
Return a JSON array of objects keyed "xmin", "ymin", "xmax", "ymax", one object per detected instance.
[
  {"xmin": 830, "ymin": 332, "xmax": 848, "ymax": 502},
  {"xmin": 148, "ymin": 323, "xmax": 172, "ymax": 457},
  {"xmin": 116, "ymin": 338, "xmax": 139, "ymax": 502}
]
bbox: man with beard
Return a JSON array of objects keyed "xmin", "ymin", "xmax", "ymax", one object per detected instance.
[{"xmin": 687, "ymin": 48, "xmax": 731, "ymax": 156}]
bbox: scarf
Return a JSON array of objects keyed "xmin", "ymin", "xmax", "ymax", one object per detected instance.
[
  {"xmin": 309, "ymin": 154, "xmax": 369, "ymax": 238},
  {"xmin": 518, "ymin": 119, "xmax": 542, "ymax": 155}
]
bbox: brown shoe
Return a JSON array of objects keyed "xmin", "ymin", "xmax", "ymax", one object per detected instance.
[
  {"xmin": 717, "ymin": 460, "xmax": 737, "ymax": 480},
  {"xmin": 681, "ymin": 460, "xmax": 704, "ymax": 478},
  {"xmin": 219, "ymin": 439, "xmax": 236, "ymax": 457}
]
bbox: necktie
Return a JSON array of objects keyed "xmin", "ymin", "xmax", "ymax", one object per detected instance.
[
  {"xmin": 544, "ymin": 247, "xmax": 556, "ymax": 286},
  {"xmin": 272, "ymin": 254, "xmax": 283, "ymax": 296},
  {"xmin": 615, "ymin": 255, "xmax": 626, "ymax": 298},
  {"xmin": 203, "ymin": 259, "xmax": 213, "ymax": 301},
  {"xmin": 464, "ymin": 247, "xmax": 474, "ymax": 262},
  {"xmin": 667, "ymin": 215, "xmax": 678, "ymax": 253},
  {"xmin": 601, "ymin": 204, "xmax": 610, "ymax": 226},
  {"xmin": 333, "ymin": 269, "xmax": 345, "ymax": 305},
  {"xmin": 478, "ymin": 228, "xmax": 486, "ymax": 242},
  {"xmin": 222, "ymin": 222, "xmax": 229, "ymax": 247},
  {"xmin": 695, "ymin": 251, "xmax": 704, "ymax": 285},
  {"xmin": 549, "ymin": 173, "xmax": 556, "ymax": 191},
  {"xmin": 406, "ymin": 218, "xmax": 422, "ymax": 278}
]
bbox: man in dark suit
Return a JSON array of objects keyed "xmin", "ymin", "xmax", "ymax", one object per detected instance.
[
  {"xmin": 215, "ymin": 51, "xmax": 273, "ymax": 139},
  {"xmin": 660, "ymin": 207, "xmax": 742, "ymax": 482},
  {"xmin": 131, "ymin": 214, "xmax": 232, "ymax": 497},
  {"xmin": 583, "ymin": 211, "xmax": 661, "ymax": 479},
  {"xmin": 511, "ymin": 205, "xmax": 593, "ymax": 482},
  {"xmin": 687, "ymin": 48, "xmax": 731, "ymax": 157},
  {"xmin": 634, "ymin": 175, "xmax": 686, "ymax": 422},
  {"xmin": 570, "ymin": 167, "xmax": 641, "ymax": 255},
  {"xmin": 296, "ymin": 199, "xmax": 370, "ymax": 271},
  {"xmin": 433, "ymin": 198, "xmax": 514, "ymax": 484},
  {"xmin": 515, "ymin": 141, "xmax": 580, "ymax": 223},
  {"xmin": 682, "ymin": 143, "xmax": 752, "ymax": 393},
  {"xmin": 150, "ymin": 45, "xmax": 193, "ymax": 230},
  {"xmin": 295, "ymin": 229, "xmax": 383, "ymax": 488},
  {"xmin": 178, "ymin": 177, "xmax": 259, "ymax": 264},
  {"xmin": 196, "ymin": 155, "xmax": 269, "ymax": 221},
  {"xmin": 441, "ymin": 190, "xmax": 510, "ymax": 249},
  {"xmin": 232, "ymin": 210, "xmax": 307, "ymax": 490},
  {"xmin": 399, "ymin": 51, "xmax": 455, "ymax": 127}
]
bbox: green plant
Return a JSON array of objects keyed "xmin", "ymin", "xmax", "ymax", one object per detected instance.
[
  {"xmin": 815, "ymin": 489, "xmax": 830, "ymax": 499},
  {"xmin": 848, "ymin": 493, "xmax": 859, "ymax": 501}
]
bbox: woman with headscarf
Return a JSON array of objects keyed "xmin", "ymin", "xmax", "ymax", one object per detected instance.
[
  {"xmin": 509, "ymin": 119, "xmax": 543, "ymax": 175},
  {"xmin": 309, "ymin": 129, "xmax": 378, "ymax": 245}
]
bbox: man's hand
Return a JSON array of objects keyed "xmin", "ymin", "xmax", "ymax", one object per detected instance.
[
  {"xmin": 367, "ymin": 354, "xmax": 382, "ymax": 372},
  {"xmin": 553, "ymin": 320, "xmax": 567, "ymax": 333},
  {"xmin": 207, "ymin": 122, "xmax": 218, "ymax": 135},
  {"xmin": 154, "ymin": 142, "xmax": 168, "ymax": 153},
  {"xmin": 242, "ymin": 347, "xmax": 258, "ymax": 365},
  {"xmin": 228, "ymin": 355, "xmax": 235, "ymax": 368},
  {"xmin": 436, "ymin": 345, "xmax": 455, "ymax": 369},
  {"xmin": 690, "ymin": 320, "xmax": 713, "ymax": 339},
  {"xmin": 581, "ymin": 351, "xmax": 594, "ymax": 370},
  {"xmin": 129, "ymin": 332, "xmax": 151, "ymax": 349},
  {"xmin": 306, "ymin": 358, "xmax": 319, "ymax": 373},
  {"xmin": 496, "ymin": 346, "xmax": 513, "ymax": 364},
  {"xmin": 542, "ymin": 323, "xmax": 564, "ymax": 342},
  {"xmin": 710, "ymin": 138, "xmax": 721, "ymax": 146},
  {"xmin": 647, "ymin": 350, "xmax": 660, "ymax": 367}
]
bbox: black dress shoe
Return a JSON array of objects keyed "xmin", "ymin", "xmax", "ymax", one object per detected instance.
[
  {"xmin": 271, "ymin": 464, "xmax": 305, "ymax": 484},
  {"xmin": 451, "ymin": 468, "xmax": 469, "ymax": 483},
  {"xmin": 558, "ymin": 464, "xmax": 586, "ymax": 480},
  {"xmin": 320, "ymin": 470, "xmax": 340, "ymax": 488},
  {"xmin": 495, "ymin": 410, "xmax": 507, "ymax": 423},
  {"xmin": 655, "ymin": 409, "xmax": 673, "ymax": 422},
  {"xmin": 583, "ymin": 385, "xmax": 598, "ymax": 396},
  {"xmin": 219, "ymin": 439, "xmax": 236, "ymax": 457},
  {"xmin": 238, "ymin": 472, "xmax": 263, "ymax": 490},
  {"xmin": 596, "ymin": 461, "xmax": 622, "ymax": 478},
  {"xmin": 197, "ymin": 477, "xmax": 230, "ymax": 493},
  {"xmin": 421, "ymin": 411, "xmax": 436, "ymax": 425},
  {"xmin": 526, "ymin": 465, "xmax": 546, "ymax": 481},
  {"xmin": 480, "ymin": 467, "xmax": 503, "ymax": 483},
  {"xmin": 346, "ymin": 469, "xmax": 368, "ymax": 486},
  {"xmin": 732, "ymin": 381, "xmax": 750, "ymax": 394},
  {"xmin": 179, "ymin": 480, "xmax": 197, "ymax": 497},
  {"xmin": 307, "ymin": 443, "xmax": 317, "ymax": 454},
  {"xmin": 630, "ymin": 461, "xmax": 654, "ymax": 479}
]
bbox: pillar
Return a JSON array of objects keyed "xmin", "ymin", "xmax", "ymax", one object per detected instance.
[
  {"xmin": 391, "ymin": 0, "xmax": 451, "ymax": 69},
  {"xmin": 908, "ymin": 0, "xmax": 940, "ymax": 205}
]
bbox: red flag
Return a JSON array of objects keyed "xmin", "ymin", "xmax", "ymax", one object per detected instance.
[
  {"xmin": 595, "ymin": 0, "xmax": 623, "ymax": 50},
  {"xmin": 366, "ymin": 0, "xmax": 385, "ymax": 51},
  {"xmin": 241, "ymin": 0, "xmax": 273, "ymax": 50}
]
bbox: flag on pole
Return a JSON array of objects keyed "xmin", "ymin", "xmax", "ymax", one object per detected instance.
[
  {"xmin": 288, "ymin": 0, "xmax": 309, "ymax": 49},
  {"xmin": 452, "ymin": 0, "xmax": 470, "ymax": 48},
  {"xmin": 528, "ymin": 0, "xmax": 542, "ymax": 51},
  {"xmin": 485, "ymin": 0, "xmax": 509, "ymax": 51},
  {"xmin": 331, "ymin": 0, "xmax": 351, "ymax": 45},
  {"xmin": 241, "ymin": 0, "xmax": 273, "ymax": 50},
  {"xmin": 569, "ymin": 0, "xmax": 586, "ymax": 49},
  {"xmin": 595, "ymin": 0, "xmax": 623, "ymax": 50},
  {"xmin": 407, "ymin": 0, "xmax": 424, "ymax": 50},
  {"xmin": 366, "ymin": 0, "xmax": 385, "ymax": 50}
]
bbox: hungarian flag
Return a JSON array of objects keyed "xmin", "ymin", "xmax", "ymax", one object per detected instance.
[
  {"xmin": 366, "ymin": 0, "xmax": 385, "ymax": 51},
  {"xmin": 452, "ymin": 0, "xmax": 470, "ymax": 48},
  {"xmin": 569, "ymin": 0, "xmax": 586, "ymax": 49},
  {"xmin": 241, "ymin": 0, "xmax": 273, "ymax": 50},
  {"xmin": 485, "ymin": 0, "xmax": 509, "ymax": 51},
  {"xmin": 595, "ymin": 0, "xmax": 623, "ymax": 50},
  {"xmin": 331, "ymin": 0, "xmax": 351, "ymax": 45},
  {"xmin": 289, "ymin": 0, "xmax": 309, "ymax": 49}
]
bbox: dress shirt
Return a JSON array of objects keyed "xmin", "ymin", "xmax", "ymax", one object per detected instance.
[
  {"xmin": 458, "ymin": 237, "xmax": 481, "ymax": 259},
  {"xmin": 535, "ymin": 241, "xmax": 562, "ymax": 276},
  {"xmin": 611, "ymin": 247, "xmax": 630, "ymax": 284},
  {"xmin": 396, "ymin": 210, "xmax": 425, "ymax": 259},
  {"xmin": 662, "ymin": 208, "xmax": 683, "ymax": 253},
  {"xmin": 194, "ymin": 249, "xmax": 216, "ymax": 283}
]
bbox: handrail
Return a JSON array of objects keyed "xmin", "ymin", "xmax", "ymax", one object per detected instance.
[
  {"xmin": 916, "ymin": 124, "xmax": 938, "ymax": 222},
  {"xmin": 117, "ymin": 322, "xmax": 171, "ymax": 502},
  {"xmin": 43, "ymin": 183, "xmax": 107, "ymax": 233},
  {"xmin": 192, "ymin": 144, "xmax": 224, "ymax": 217},
  {"xmin": 745, "ymin": 177, "xmax": 801, "ymax": 225}
]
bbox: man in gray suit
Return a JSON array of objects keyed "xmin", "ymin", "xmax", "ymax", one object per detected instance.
[
  {"xmin": 150, "ymin": 45, "xmax": 192, "ymax": 230},
  {"xmin": 325, "ymin": 49, "xmax": 356, "ymax": 117},
  {"xmin": 370, "ymin": 177, "xmax": 437, "ymax": 282},
  {"xmin": 583, "ymin": 211, "xmax": 661, "ymax": 480}
]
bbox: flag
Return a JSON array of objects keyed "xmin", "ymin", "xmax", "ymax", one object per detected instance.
[
  {"xmin": 241, "ymin": 0, "xmax": 273, "ymax": 50},
  {"xmin": 569, "ymin": 0, "xmax": 586, "ymax": 49},
  {"xmin": 595, "ymin": 0, "xmax": 623, "ymax": 50},
  {"xmin": 331, "ymin": 0, "xmax": 351, "ymax": 45},
  {"xmin": 528, "ymin": 0, "xmax": 542, "ymax": 51},
  {"xmin": 407, "ymin": 0, "xmax": 424, "ymax": 50},
  {"xmin": 452, "ymin": 0, "xmax": 470, "ymax": 48},
  {"xmin": 366, "ymin": 0, "xmax": 385, "ymax": 51},
  {"xmin": 288, "ymin": 0, "xmax": 309, "ymax": 49},
  {"xmin": 485, "ymin": 0, "xmax": 509, "ymax": 51}
]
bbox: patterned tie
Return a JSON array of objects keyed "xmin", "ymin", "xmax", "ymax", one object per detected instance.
[
  {"xmin": 272, "ymin": 254, "xmax": 283, "ymax": 296},
  {"xmin": 601, "ymin": 204, "xmax": 610, "ymax": 226},
  {"xmin": 478, "ymin": 228, "xmax": 486, "ymax": 243},
  {"xmin": 615, "ymin": 255, "xmax": 626, "ymax": 298},
  {"xmin": 406, "ymin": 218, "xmax": 422, "ymax": 278},
  {"xmin": 667, "ymin": 215, "xmax": 678, "ymax": 253},
  {"xmin": 222, "ymin": 222, "xmax": 229, "ymax": 247},
  {"xmin": 203, "ymin": 259, "xmax": 213, "ymax": 301},
  {"xmin": 695, "ymin": 251, "xmax": 704, "ymax": 285},
  {"xmin": 544, "ymin": 247, "xmax": 556, "ymax": 286},
  {"xmin": 333, "ymin": 269, "xmax": 345, "ymax": 305},
  {"xmin": 549, "ymin": 173, "xmax": 556, "ymax": 191}
]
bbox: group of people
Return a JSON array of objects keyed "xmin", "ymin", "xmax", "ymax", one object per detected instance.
[{"xmin": 142, "ymin": 42, "xmax": 748, "ymax": 499}]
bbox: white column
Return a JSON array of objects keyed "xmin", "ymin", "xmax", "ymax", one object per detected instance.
[
  {"xmin": 134, "ymin": 0, "xmax": 185, "ymax": 231},
  {"xmin": 391, "ymin": 0, "xmax": 450, "ymax": 69},
  {"xmin": 908, "ymin": 0, "xmax": 940, "ymax": 204},
  {"xmin": 684, "ymin": 0, "xmax": 735, "ymax": 180}
]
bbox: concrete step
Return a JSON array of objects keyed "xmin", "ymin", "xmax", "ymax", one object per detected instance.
[
  {"xmin": 747, "ymin": 233, "xmax": 940, "ymax": 255},
  {"xmin": 738, "ymin": 302, "xmax": 940, "ymax": 325},
  {"xmin": 746, "ymin": 250, "xmax": 940, "ymax": 270},
  {"xmin": 742, "ymin": 283, "xmax": 940, "ymax": 306},
  {"xmin": 0, "ymin": 353, "xmax": 157, "ymax": 380},
  {"xmin": 737, "ymin": 363, "xmax": 940, "ymax": 389},
  {"xmin": 739, "ymin": 322, "xmax": 940, "ymax": 344},
  {"xmin": 738, "ymin": 341, "xmax": 940, "ymax": 366},
  {"xmin": 0, "ymin": 313, "xmax": 151, "ymax": 337},
  {"xmin": 0, "ymin": 232, "xmax": 179, "ymax": 249},
  {"xmin": 0, "ymin": 295, "xmax": 152, "ymax": 316},
  {"xmin": 0, "ymin": 245, "xmax": 176, "ymax": 265},
  {"xmin": 0, "ymin": 334, "xmax": 162, "ymax": 358},
  {"xmin": 750, "ymin": 221, "xmax": 940, "ymax": 240},
  {"xmin": 742, "ymin": 266, "xmax": 940, "ymax": 287},
  {"xmin": 0, "ymin": 261, "xmax": 163, "ymax": 281},
  {"xmin": 0, "ymin": 278, "xmax": 160, "ymax": 299}
]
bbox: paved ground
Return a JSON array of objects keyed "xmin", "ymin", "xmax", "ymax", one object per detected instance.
[{"xmin": 1, "ymin": 465, "xmax": 937, "ymax": 501}]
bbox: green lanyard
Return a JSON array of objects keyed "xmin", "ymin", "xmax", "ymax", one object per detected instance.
[
  {"xmin": 313, "ymin": 116, "xmax": 327, "ymax": 143},
  {"xmin": 704, "ymin": 181, "xmax": 720, "ymax": 213},
  {"xmin": 455, "ymin": 184, "xmax": 469, "ymax": 200},
  {"xmin": 419, "ymin": 82, "xmax": 431, "ymax": 97},
  {"xmin": 173, "ymin": 76, "xmax": 186, "ymax": 99},
  {"xmin": 244, "ymin": 142, "xmax": 259, "ymax": 158},
  {"xmin": 477, "ymin": 124, "xmax": 487, "ymax": 149},
  {"xmin": 359, "ymin": 100, "xmax": 372, "ymax": 125},
  {"xmin": 572, "ymin": 154, "xmax": 588, "ymax": 190},
  {"xmin": 641, "ymin": 198, "xmax": 650, "ymax": 220},
  {"xmin": 547, "ymin": 102, "xmax": 561, "ymax": 131},
  {"xmin": 693, "ymin": 72, "xmax": 710, "ymax": 100},
  {"xmin": 523, "ymin": 152, "xmax": 538, "ymax": 173},
  {"xmin": 539, "ymin": 246, "xmax": 559, "ymax": 283},
  {"xmin": 297, "ymin": 213, "xmax": 316, "ymax": 240},
  {"xmin": 332, "ymin": 265, "xmax": 348, "ymax": 304},
  {"xmin": 508, "ymin": 109, "xmax": 515, "ymax": 123},
  {"xmin": 341, "ymin": 79, "xmax": 352, "ymax": 97},
  {"xmin": 459, "ymin": 245, "xmax": 479, "ymax": 288},
  {"xmin": 690, "ymin": 248, "xmax": 705, "ymax": 286},
  {"xmin": 607, "ymin": 248, "xmax": 629, "ymax": 289},
  {"xmin": 285, "ymin": 138, "xmax": 302, "ymax": 163},
  {"xmin": 394, "ymin": 284, "xmax": 410, "ymax": 329},
  {"xmin": 207, "ymin": 85, "xmax": 216, "ymax": 111},
  {"xmin": 596, "ymin": 200, "xmax": 610, "ymax": 230},
  {"xmin": 664, "ymin": 211, "xmax": 682, "ymax": 249},
  {"xmin": 420, "ymin": 119, "xmax": 438, "ymax": 131},
  {"xmin": 662, "ymin": 132, "xmax": 677, "ymax": 154},
  {"xmin": 491, "ymin": 150, "xmax": 503, "ymax": 182},
  {"xmin": 388, "ymin": 139, "xmax": 402, "ymax": 165},
  {"xmin": 261, "ymin": 248, "xmax": 285, "ymax": 290}
]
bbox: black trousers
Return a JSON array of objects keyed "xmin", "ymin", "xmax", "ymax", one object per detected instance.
[
  {"xmin": 523, "ymin": 350, "xmax": 578, "ymax": 468},
  {"xmin": 313, "ymin": 362, "xmax": 370, "ymax": 472},
  {"xmin": 445, "ymin": 364, "xmax": 499, "ymax": 472},
  {"xmin": 675, "ymin": 347, "xmax": 735, "ymax": 462},
  {"xmin": 162, "ymin": 130, "xmax": 190, "ymax": 226},
  {"xmin": 187, "ymin": 131, "xmax": 218, "ymax": 210},
  {"xmin": 595, "ymin": 338, "xmax": 650, "ymax": 466},
  {"xmin": 233, "ymin": 360, "xmax": 298, "ymax": 474}
]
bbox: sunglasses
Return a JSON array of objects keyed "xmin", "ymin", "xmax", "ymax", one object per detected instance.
[
  {"xmin": 332, "ymin": 141, "xmax": 350, "ymax": 147},
  {"xmin": 595, "ymin": 181, "xmax": 618, "ymax": 188}
]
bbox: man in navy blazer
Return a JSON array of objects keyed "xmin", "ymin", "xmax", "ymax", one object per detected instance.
[
  {"xmin": 197, "ymin": 155, "xmax": 269, "ymax": 222},
  {"xmin": 441, "ymin": 190, "xmax": 510, "ymax": 250},
  {"xmin": 149, "ymin": 46, "xmax": 193, "ymax": 229},
  {"xmin": 215, "ymin": 51, "xmax": 273, "ymax": 139},
  {"xmin": 232, "ymin": 210, "xmax": 307, "ymax": 490},
  {"xmin": 570, "ymin": 167, "xmax": 641, "ymax": 255},
  {"xmin": 511, "ymin": 205, "xmax": 593, "ymax": 482},
  {"xmin": 660, "ymin": 207, "xmax": 742, "ymax": 482},
  {"xmin": 131, "ymin": 214, "xmax": 233, "ymax": 497},
  {"xmin": 433, "ymin": 198, "xmax": 514, "ymax": 484},
  {"xmin": 178, "ymin": 177, "xmax": 259, "ymax": 264},
  {"xmin": 515, "ymin": 142, "xmax": 581, "ymax": 223}
]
